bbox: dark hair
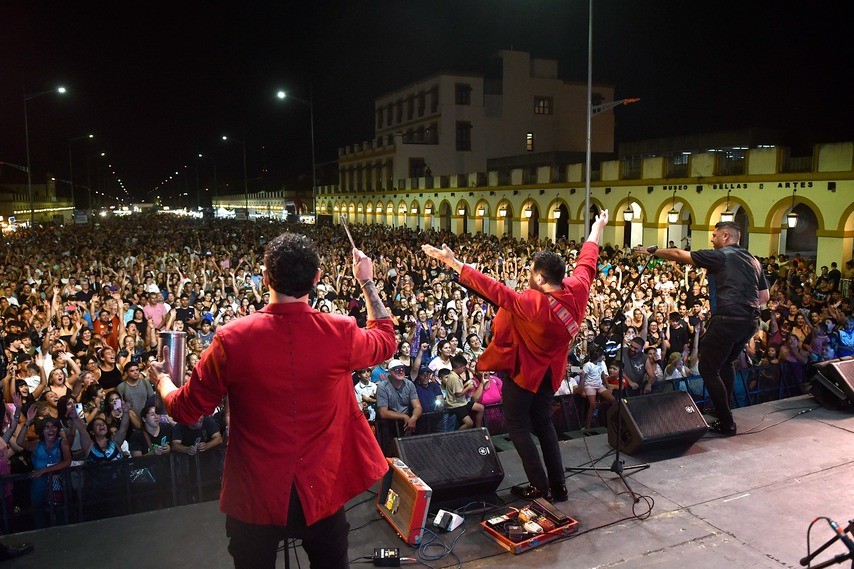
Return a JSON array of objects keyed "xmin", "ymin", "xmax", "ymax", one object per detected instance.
[
  {"xmin": 35, "ymin": 416, "xmax": 61, "ymax": 438},
  {"xmin": 450, "ymin": 354, "xmax": 468, "ymax": 369},
  {"xmin": 56, "ymin": 394, "xmax": 76, "ymax": 426},
  {"xmin": 263, "ymin": 233, "xmax": 320, "ymax": 297},
  {"xmin": 531, "ymin": 251, "xmax": 565, "ymax": 285},
  {"xmin": 714, "ymin": 221, "xmax": 742, "ymax": 237},
  {"xmin": 140, "ymin": 404, "xmax": 157, "ymax": 419}
]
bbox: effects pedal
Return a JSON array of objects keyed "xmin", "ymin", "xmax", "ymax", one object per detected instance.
[{"xmin": 532, "ymin": 497, "xmax": 570, "ymax": 526}]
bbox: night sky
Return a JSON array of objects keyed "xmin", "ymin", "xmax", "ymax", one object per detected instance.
[{"xmin": 1, "ymin": 1, "xmax": 850, "ymax": 204}]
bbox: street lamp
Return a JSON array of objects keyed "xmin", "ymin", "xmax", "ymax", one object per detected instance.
[
  {"xmin": 786, "ymin": 188, "xmax": 799, "ymax": 228},
  {"xmin": 623, "ymin": 191, "xmax": 634, "ymax": 222},
  {"xmin": 222, "ymin": 136, "xmax": 249, "ymax": 214},
  {"xmin": 277, "ymin": 89, "xmax": 317, "ymax": 214},
  {"xmin": 24, "ymin": 85, "xmax": 66, "ymax": 225},
  {"xmin": 68, "ymin": 133, "xmax": 93, "ymax": 210},
  {"xmin": 198, "ymin": 153, "xmax": 217, "ymax": 208},
  {"xmin": 667, "ymin": 190, "xmax": 679, "ymax": 247},
  {"xmin": 720, "ymin": 189, "xmax": 735, "ymax": 223}
]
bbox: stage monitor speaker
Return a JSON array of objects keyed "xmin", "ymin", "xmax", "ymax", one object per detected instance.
[
  {"xmin": 393, "ymin": 428, "xmax": 504, "ymax": 507},
  {"xmin": 811, "ymin": 358, "xmax": 854, "ymax": 411},
  {"xmin": 608, "ymin": 391, "xmax": 708, "ymax": 454}
]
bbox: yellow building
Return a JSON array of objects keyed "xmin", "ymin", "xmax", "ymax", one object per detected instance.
[{"xmin": 317, "ymin": 141, "xmax": 854, "ymax": 271}]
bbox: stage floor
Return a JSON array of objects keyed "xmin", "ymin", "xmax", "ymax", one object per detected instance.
[{"xmin": 4, "ymin": 395, "xmax": 853, "ymax": 568}]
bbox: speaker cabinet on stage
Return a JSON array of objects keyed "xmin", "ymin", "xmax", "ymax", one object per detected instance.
[
  {"xmin": 393, "ymin": 428, "xmax": 504, "ymax": 507},
  {"xmin": 811, "ymin": 358, "xmax": 854, "ymax": 411},
  {"xmin": 376, "ymin": 457, "xmax": 432, "ymax": 545},
  {"xmin": 608, "ymin": 391, "xmax": 709, "ymax": 454}
]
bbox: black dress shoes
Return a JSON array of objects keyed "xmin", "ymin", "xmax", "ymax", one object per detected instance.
[
  {"xmin": 0, "ymin": 541, "xmax": 34, "ymax": 561},
  {"xmin": 708, "ymin": 420, "xmax": 737, "ymax": 436},
  {"xmin": 550, "ymin": 483, "xmax": 568, "ymax": 502},
  {"xmin": 510, "ymin": 484, "xmax": 553, "ymax": 501}
]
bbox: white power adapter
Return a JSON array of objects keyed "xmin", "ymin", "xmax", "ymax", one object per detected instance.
[{"xmin": 433, "ymin": 509, "xmax": 464, "ymax": 532}]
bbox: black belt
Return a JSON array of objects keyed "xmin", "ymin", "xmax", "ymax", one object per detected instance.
[{"xmin": 712, "ymin": 314, "xmax": 758, "ymax": 322}]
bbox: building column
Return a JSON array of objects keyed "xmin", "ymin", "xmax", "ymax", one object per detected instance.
[
  {"xmin": 746, "ymin": 228, "xmax": 779, "ymax": 258},
  {"xmin": 816, "ymin": 231, "xmax": 853, "ymax": 273},
  {"xmin": 642, "ymin": 223, "xmax": 662, "ymax": 248}
]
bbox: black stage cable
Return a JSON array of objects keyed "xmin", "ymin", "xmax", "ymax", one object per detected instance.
[
  {"xmin": 735, "ymin": 406, "xmax": 815, "ymax": 435},
  {"xmin": 350, "ymin": 516, "xmax": 384, "ymax": 532},
  {"xmin": 347, "ymin": 490, "xmax": 378, "ymax": 512},
  {"xmin": 566, "ymin": 393, "xmax": 656, "ymax": 520}
]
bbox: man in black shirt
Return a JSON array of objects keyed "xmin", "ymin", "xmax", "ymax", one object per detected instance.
[{"xmin": 638, "ymin": 221, "xmax": 769, "ymax": 436}]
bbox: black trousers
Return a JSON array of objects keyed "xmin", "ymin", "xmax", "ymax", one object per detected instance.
[
  {"xmin": 698, "ymin": 315, "xmax": 758, "ymax": 427},
  {"xmin": 226, "ymin": 485, "xmax": 350, "ymax": 569},
  {"xmin": 501, "ymin": 370, "xmax": 563, "ymax": 491}
]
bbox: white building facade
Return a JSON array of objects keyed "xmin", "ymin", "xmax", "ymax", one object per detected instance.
[{"xmin": 337, "ymin": 49, "xmax": 615, "ymax": 193}]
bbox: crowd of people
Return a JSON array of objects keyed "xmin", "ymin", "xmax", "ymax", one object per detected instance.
[{"xmin": 1, "ymin": 213, "xmax": 853, "ymax": 527}]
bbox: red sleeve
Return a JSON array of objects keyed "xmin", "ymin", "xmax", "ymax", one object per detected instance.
[
  {"xmin": 564, "ymin": 241, "xmax": 599, "ymax": 291},
  {"xmin": 458, "ymin": 265, "xmax": 541, "ymax": 321},
  {"xmin": 349, "ymin": 318, "xmax": 396, "ymax": 370}
]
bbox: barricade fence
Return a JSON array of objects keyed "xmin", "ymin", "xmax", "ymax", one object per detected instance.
[
  {"xmin": 0, "ymin": 448, "xmax": 223, "ymax": 535},
  {"xmin": 375, "ymin": 361, "xmax": 810, "ymax": 447},
  {"xmin": 0, "ymin": 361, "xmax": 810, "ymax": 534}
]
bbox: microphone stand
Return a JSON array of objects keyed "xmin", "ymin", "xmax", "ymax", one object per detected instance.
[
  {"xmin": 800, "ymin": 519, "xmax": 854, "ymax": 569},
  {"xmin": 565, "ymin": 249, "xmax": 657, "ymax": 503}
]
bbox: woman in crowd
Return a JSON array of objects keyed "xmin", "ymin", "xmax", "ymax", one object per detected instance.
[
  {"xmin": 643, "ymin": 347, "xmax": 665, "ymax": 393},
  {"xmin": 97, "ymin": 348, "xmax": 123, "ymax": 392},
  {"xmin": 16, "ymin": 408, "xmax": 71, "ymax": 526},
  {"xmin": 45, "ymin": 354, "xmax": 80, "ymax": 399},
  {"xmin": 117, "ymin": 334, "xmax": 146, "ymax": 370},
  {"xmin": 393, "ymin": 341, "xmax": 413, "ymax": 376}
]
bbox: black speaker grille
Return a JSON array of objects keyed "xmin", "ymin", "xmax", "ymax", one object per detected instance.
[
  {"xmin": 627, "ymin": 393, "xmax": 708, "ymax": 438},
  {"xmin": 608, "ymin": 391, "xmax": 709, "ymax": 454},
  {"xmin": 395, "ymin": 428, "xmax": 503, "ymax": 498},
  {"xmin": 831, "ymin": 360, "xmax": 854, "ymax": 399}
]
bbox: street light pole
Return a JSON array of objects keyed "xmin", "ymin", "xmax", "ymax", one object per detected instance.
[
  {"xmin": 24, "ymin": 86, "xmax": 66, "ymax": 226},
  {"xmin": 222, "ymin": 136, "xmax": 248, "ymax": 215},
  {"xmin": 277, "ymin": 89, "xmax": 317, "ymax": 214}
]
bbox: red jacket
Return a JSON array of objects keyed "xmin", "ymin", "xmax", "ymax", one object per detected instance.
[
  {"xmin": 164, "ymin": 302, "xmax": 395, "ymax": 526},
  {"xmin": 460, "ymin": 241, "xmax": 599, "ymax": 392}
]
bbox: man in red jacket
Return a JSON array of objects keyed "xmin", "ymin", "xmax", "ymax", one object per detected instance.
[
  {"xmin": 422, "ymin": 210, "xmax": 608, "ymax": 502},
  {"xmin": 150, "ymin": 232, "xmax": 395, "ymax": 569}
]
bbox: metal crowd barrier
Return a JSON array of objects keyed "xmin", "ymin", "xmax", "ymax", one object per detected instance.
[
  {"xmin": 373, "ymin": 362, "xmax": 813, "ymax": 453},
  {"xmin": 0, "ymin": 447, "xmax": 223, "ymax": 535}
]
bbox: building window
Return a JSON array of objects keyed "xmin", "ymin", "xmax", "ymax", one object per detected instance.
[
  {"xmin": 376, "ymin": 109, "xmax": 383, "ymax": 129},
  {"xmin": 417, "ymin": 92, "xmax": 425, "ymax": 117},
  {"xmin": 429, "ymin": 86, "xmax": 439, "ymax": 113},
  {"xmin": 386, "ymin": 103, "xmax": 393, "ymax": 126},
  {"xmin": 407, "ymin": 95, "xmax": 414, "ymax": 120},
  {"xmin": 455, "ymin": 84, "xmax": 471, "ymax": 105},
  {"xmin": 456, "ymin": 121, "xmax": 472, "ymax": 151},
  {"xmin": 534, "ymin": 97, "xmax": 553, "ymax": 115},
  {"xmin": 526, "ymin": 132, "xmax": 534, "ymax": 151},
  {"xmin": 395, "ymin": 100, "xmax": 402, "ymax": 123}
]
